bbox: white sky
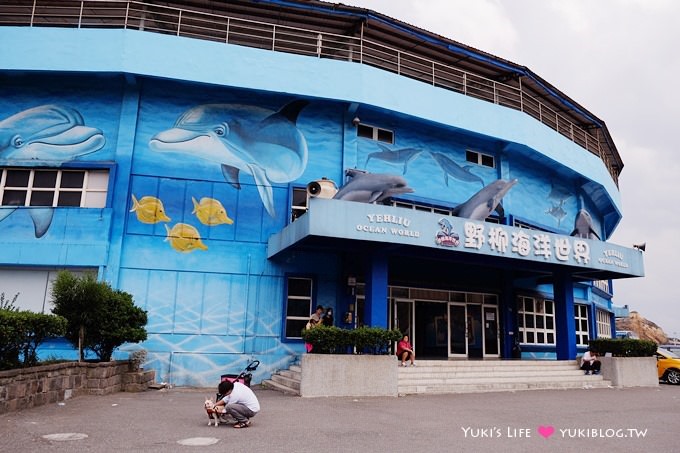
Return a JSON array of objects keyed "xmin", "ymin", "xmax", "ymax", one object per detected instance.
[{"xmin": 347, "ymin": 0, "xmax": 680, "ymax": 337}]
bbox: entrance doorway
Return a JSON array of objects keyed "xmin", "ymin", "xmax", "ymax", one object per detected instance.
[{"xmin": 447, "ymin": 303, "xmax": 499, "ymax": 358}]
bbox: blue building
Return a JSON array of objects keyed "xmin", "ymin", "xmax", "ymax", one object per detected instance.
[{"xmin": 0, "ymin": 0, "xmax": 643, "ymax": 386}]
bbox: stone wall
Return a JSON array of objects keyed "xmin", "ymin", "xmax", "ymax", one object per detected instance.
[
  {"xmin": 300, "ymin": 354, "xmax": 398, "ymax": 397},
  {"xmin": 0, "ymin": 361, "xmax": 155, "ymax": 414}
]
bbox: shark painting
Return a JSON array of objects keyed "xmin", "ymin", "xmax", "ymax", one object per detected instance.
[
  {"xmin": 365, "ymin": 144, "xmax": 424, "ymax": 174},
  {"xmin": 149, "ymin": 100, "xmax": 309, "ymax": 217},
  {"xmin": 451, "ymin": 179, "xmax": 518, "ymax": 221},
  {"xmin": 0, "ymin": 104, "xmax": 106, "ymax": 237},
  {"xmin": 430, "ymin": 152, "xmax": 484, "ymax": 188},
  {"xmin": 570, "ymin": 209, "xmax": 601, "ymax": 240},
  {"xmin": 333, "ymin": 170, "xmax": 414, "ymax": 203},
  {"xmin": 0, "ymin": 104, "xmax": 105, "ymax": 161}
]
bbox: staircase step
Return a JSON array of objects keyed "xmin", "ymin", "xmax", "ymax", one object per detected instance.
[
  {"xmin": 272, "ymin": 374, "xmax": 301, "ymax": 390},
  {"xmin": 398, "ymin": 379, "xmax": 611, "ymax": 394},
  {"xmin": 261, "ymin": 379, "xmax": 300, "ymax": 395}
]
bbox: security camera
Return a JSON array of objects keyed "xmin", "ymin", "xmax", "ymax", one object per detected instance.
[
  {"xmin": 307, "ymin": 178, "xmax": 338, "ymax": 199},
  {"xmin": 352, "ymin": 116, "xmax": 361, "ymax": 126}
]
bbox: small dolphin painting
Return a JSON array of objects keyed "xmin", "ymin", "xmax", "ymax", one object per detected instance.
[
  {"xmin": 430, "ymin": 152, "xmax": 484, "ymax": 188},
  {"xmin": 365, "ymin": 144, "xmax": 424, "ymax": 174},
  {"xmin": 0, "ymin": 104, "xmax": 105, "ymax": 161},
  {"xmin": 130, "ymin": 195, "xmax": 171, "ymax": 224},
  {"xmin": 192, "ymin": 197, "xmax": 233, "ymax": 226},
  {"xmin": 333, "ymin": 170, "xmax": 414, "ymax": 203},
  {"xmin": 149, "ymin": 101, "xmax": 309, "ymax": 218},
  {"xmin": 570, "ymin": 209, "xmax": 601, "ymax": 240},
  {"xmin": 546, "ymin": 202, "xmax": 567, "ymax": 227},
  {"xmin": 452, "ymin": 179, "xmax": 518, "ymax": 221},
  {"xmin": 164, "ymin": 223, "xmax": 208, "ymax": 253}
]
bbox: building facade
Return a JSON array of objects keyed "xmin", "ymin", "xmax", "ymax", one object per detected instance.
[{"xmin": 0, "ymin": 0, "xmax": 643, "ymax": 386}]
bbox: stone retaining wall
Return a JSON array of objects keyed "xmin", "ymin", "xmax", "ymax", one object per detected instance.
[{"xmin": 0, "ymin": 361, "xmax": 155, "ymax": 414}]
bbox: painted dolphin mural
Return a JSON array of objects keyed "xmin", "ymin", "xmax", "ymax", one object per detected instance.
[
  {"xmin": 333, "ymin": 169, "xmax": 414, "ymax": 203},
  {"xmin": 451, "ymin": 179, "xmax": 518, "ymax": 221},
  {"xmin": 0, "ymin": 104, "xmax": 105, "ymax": 237},
  {"xmin": 570, "ymin": 209, "xmax": 601, "ymax": 240},
  {"xmin": 430, "ymin": 152, "xmax": 484, "ymax": 188},
  {"xmin": 365, "ymin": 143, "xmax": 424, "ymax": 174},
  {"xmin": 0, "ymin": 104, "xmax": 105, "ymax": 161},
  {"xmin": 149, "ymin": 100, "xmax": 309, "ymax": 217}
]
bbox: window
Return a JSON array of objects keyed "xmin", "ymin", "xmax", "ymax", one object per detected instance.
[
  {"xmin": 291, "ymin": 187, "xmax": 308, "ymax": 222},
  {"xmin": 0, "ymin": 168, "xmax": 109, "ymax": 208},
  {"xmin": 574, "ymin": 304, "xmax": 590, "ymax": 346},
  {"xmin": 593, "ymin": 280, "xmax": 611, "ymax": 294},
  {"xmin": 284, "ymin": 277, "xmax": 313, "ymax": 339},
  {"xmin": 466, "ymin": 150, "xmax": 495, "ymax": 168},
  {"xmin": 596, "ymin": 309, "xmax": 612, "ymax": 338},
  {"xmin": 357, "ymin": 123, "xmax": 394, "ymax": 144},
  {"xmin": 517, "ymin": 296, "xmax": 555, "ymax": 345}
]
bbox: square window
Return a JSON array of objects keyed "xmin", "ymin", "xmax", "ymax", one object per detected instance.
[
  {"xmin": 5, "ymin": 169, "xmax": 30, "ymax": 187},
  {"xmin": 481, "ymin": 154, "xmax": 495, "ymax": 167},
  {"xmin": 357, "ymin": 124, "xmax": 373, "ymax": 138},
  {"xmin": 547, "ymin": 333, "xmax": 555, "ymax": 344},
  {"xmin": 60, "ymin": 171, "xmax": 85, "ymax": 189},
  {"xmin": 377, "ymin": 128, "xmax": 394, "ymax": 144},
  {"xmin": 57, "ymin": 192, "xmax": 82, "ymax": 207},
  {"xmin": 30, "ymin": 191, "xmax": 55, "ymax": 206},
  {"xmin": 2, "ymin": 190, "xmax": 26, "ymax": 206},
  {"xmin": 287, "ymin": 278, "xmax": 312, "ymax": 297},
  {"xmin": 286, "ymin": 299, "xmax": 311, "ymax": 318},
  {"xmin": 33, "ymin": 171, "xmax": 57, "ymax": 188},
  {"xmin": 537, "ymin": 332, "xmax": 545, "ymax": 343},
  {"xmin": 526, "ymin": 331, "xmax": 535, "ymax": 343},
  {"xmin": 285, "ymin": 319, "xmax": 308, "ymax": 339}
]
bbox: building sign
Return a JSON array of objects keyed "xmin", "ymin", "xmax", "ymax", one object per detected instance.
[{"xmin": 268, "ymin": 199, "xmax": 644, "ymax": 277}]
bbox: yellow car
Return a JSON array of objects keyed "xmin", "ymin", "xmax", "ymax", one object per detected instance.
[{"xmin": 657, "ymin": 347, "xmax": 680, "ymax": 385}]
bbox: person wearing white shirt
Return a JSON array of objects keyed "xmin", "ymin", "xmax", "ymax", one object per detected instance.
[
  {"xmin": 580, "ymin": 349, "xmax": 601, "ymax": 375},
  {"xmin": 214, "ymin": 380, "xmax": 260, "ymax": 428}
]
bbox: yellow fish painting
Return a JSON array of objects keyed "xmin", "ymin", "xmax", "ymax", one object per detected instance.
[
  {"xmin": 130, "ymin": 195, "xmax": 171, "ymax": 224},
  {"xmin": 192, "ymin": 197, "xmax": 234, "ymax": 226},
  {"xmin": 164, "ymin": 223, "xmax": 208, "ymax": 253}
]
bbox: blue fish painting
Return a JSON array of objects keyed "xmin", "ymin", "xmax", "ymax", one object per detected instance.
[
  {"xmin": 0, "ymin": 105, "xmax": 106, "ymax": 237},
  {"xmin": 0, "ymin": 104, "xmax": 105, "ymax": 161},
  {"xmin": 149, "ymin": 101, "xmax": 309, "ymax": 217}
]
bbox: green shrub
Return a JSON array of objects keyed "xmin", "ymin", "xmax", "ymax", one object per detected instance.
[
  {"xmin": 588, "ymin": 338, "xmax": 657, "ymax": 357},
  {"xmin": 301, "ymin": 325, "xmax": 402, "ymax": 354},
  {"xmin": 0, "ymin": 309, "xmax": 66, "ymax": 370},
  {"xmin": 51, "ymin": 271, "xmax": 148, "ymax": 362}
]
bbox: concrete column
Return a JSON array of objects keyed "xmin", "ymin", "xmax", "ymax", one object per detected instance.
[
  {"xmin": 554, "ymin": 272, "xmax": 577, "ymax": 360},
  {"xmin": 501, "ymin": 273, "xmax": 517, "ymax": 358},
  {"xmin": 364, "ymin": 252, "xmax": 388, "ymax": 328}
]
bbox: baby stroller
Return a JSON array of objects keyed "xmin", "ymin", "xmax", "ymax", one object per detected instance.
[{"xmin": 216, "ymin": 359, "xmax": 260, "ymax": 401}]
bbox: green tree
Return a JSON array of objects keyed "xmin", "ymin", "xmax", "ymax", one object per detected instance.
[{"xmin": 51, "ymin": 271, "xmax": 147, "ymax": 361}]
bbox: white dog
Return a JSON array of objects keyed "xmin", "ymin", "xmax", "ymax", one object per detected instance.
[{"xmin": 204, "ymin": 397, "xmax": 224, "ymax": 427}]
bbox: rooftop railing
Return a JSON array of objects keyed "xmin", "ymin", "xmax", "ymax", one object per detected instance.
[{"xmin": 0, "ymin": 0, "xmax": 617, "ymax": 182}]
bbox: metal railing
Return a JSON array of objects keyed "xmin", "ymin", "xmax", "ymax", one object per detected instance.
[{"xmin": 0, "ymin": 0, "xmax": 617, "ymax": 182}]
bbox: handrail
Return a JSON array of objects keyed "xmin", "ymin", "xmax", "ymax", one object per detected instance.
[{"xmin": 0, "ymin": 0, "xmax": 617, "ymax": 183}]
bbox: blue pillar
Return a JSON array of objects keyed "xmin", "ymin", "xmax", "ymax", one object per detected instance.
[
  {"xmin": 364, "ymin": 252, "xmax": 388, "ymax": 328},
  {"xmin": 501, "ymin": 273, "xmax": 516, "ymax": 358},
  {"xmin": 554, "ymin": 272, "xmax": 577, "ymax": 360}
]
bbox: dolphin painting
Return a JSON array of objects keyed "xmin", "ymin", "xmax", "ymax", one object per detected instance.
[
  {"xmin": 451, "ymin": 179, "xmax": 518, "ymax": 221},
  {"xmin": 149, "ymin": 101, "xmax": 309, "ymax": 217},
  {"xmin": 570, "ymin": 209, "xmax": 600, "ymax": 240},
  {"xmin": 430, "ymin": 152, "xmax": 484, "ymax": 188},
  {"xmin": 333, "ymin": 170, "xmax": 414, "ymax": 203},
  {"xmin": 0, "ymin": 104, "xmax": 105, "ymax": 237},
  {"xmin": 546, "ymin": 202, "xmax": 567, "ymax": 227},
  {"xmin": 0, "ymin": 207, "xmax": 54, "ymax": 238},
  {"xmin": 365, "ymin": 143, "xmax": 424, "ymax": 174},
  {"xmin": 0, "ymin": 104, "xmax": 105, "ymax": 161}
]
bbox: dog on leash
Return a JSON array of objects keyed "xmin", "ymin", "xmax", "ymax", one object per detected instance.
[{"xmin": 204, "ymin": 397, "xmax": 224, "ymax": 427}]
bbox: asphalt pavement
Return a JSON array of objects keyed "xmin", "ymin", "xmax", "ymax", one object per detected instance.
[{"xmin": 1, "ymin": 384, "xmax": 678, "ymax": 453}]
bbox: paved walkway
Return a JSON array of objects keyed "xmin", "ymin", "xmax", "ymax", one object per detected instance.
[{"xmin": 1, "ymin": 384, "xmax": 677, "ymax": 452}]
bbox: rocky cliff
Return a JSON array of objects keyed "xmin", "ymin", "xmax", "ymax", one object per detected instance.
[{"xmin": 616, "ymin": 311, "xmax": 668, "ymax": 344}]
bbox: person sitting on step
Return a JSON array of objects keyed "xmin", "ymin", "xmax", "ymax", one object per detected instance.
[
  {"xmin": 580, "ymin": 349, "xmax": 601, "ymax": 375},
  {"xmin": 396, "ymin": 334, "xmax": 416, "ymax": 367}
]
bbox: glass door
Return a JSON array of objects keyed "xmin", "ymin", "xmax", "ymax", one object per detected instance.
[
  {"xmin": 448, "ymin": 303, "xmax": 467, "ymax": 357},
  {"xmin": 393, "ymin": 299, "xmax": 414, "ymax": 340},
  {"xmin": 483, "ymin": 305, "xmax": 500, "ymax": 357}
]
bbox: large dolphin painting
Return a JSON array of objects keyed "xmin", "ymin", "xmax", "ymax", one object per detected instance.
[
  {"xmin": 0, "ymin": 105, "xmax": 106, "ymax": 238},
  {"xmin": 430, "ymin": 152, "xmax": 484, "ymax": 188},
  {"xmin": 333, "ymin": 169, "xmax": 414, "ymax": 203},
  {"xmin": 0, "ymin": 104, "xmax": 105, "ymax": 161},
  {"xmin": 365, "ymin": 144, "xmax": 424, "ymax": 174},
  {"xmin": 570, "ymin": 209, "xmax": 600, "ymax": 240},
  {"xmin": 452, "ymin": 179, "xmax": 517, "ymax": 221},
  {"xmin": 149, "ymin": 101, "xmax": 309, "ymax": 217}
]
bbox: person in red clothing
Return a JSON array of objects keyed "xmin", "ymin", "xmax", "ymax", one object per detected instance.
[{"xmin": 396, "ymin": 334, "xmax": 416, "ymax": 367}]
